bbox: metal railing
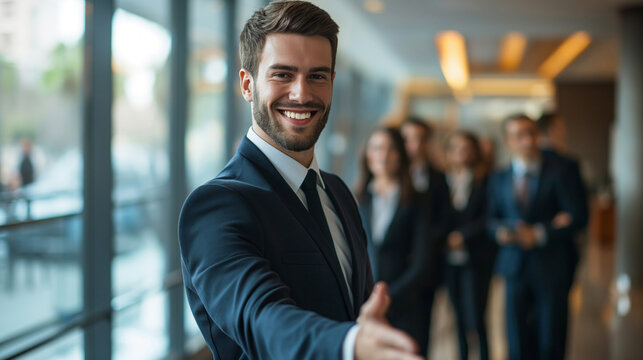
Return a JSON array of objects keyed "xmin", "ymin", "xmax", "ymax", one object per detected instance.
[{"xmin": 0, "ymin": 270, "xmax": 183, "ymax": 360}]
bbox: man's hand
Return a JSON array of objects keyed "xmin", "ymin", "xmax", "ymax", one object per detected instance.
[
  {"xmin": 515, "ymin": 222, "xmax": 537, "ymax": 250},
  {"xmin": 447, "ymin": 231, "xmax": 464, "ymax": 250},
  {"xmin": 552, "ymin": 212, "xmax": 572, "ymax": 229},
  {"xmin": 496, "ymin": 227, "xmax": 514, "ymax": 245},
  {"xmin": 355, "ymin": 282, "xmax": 425, "ymax": 360}
]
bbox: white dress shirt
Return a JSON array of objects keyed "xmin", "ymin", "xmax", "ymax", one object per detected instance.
[
  {"xmin": 446, "ymin": 169, "xmax": 473, "ymax": 265},
  {"xmin": 411, "ymin": 165, "xmax": 430, "ymax": 192},
  {"xmin": 511, "ymin": 158, "xmax": 547, "ymax": 246},
  {"xmin": 246, "ymin": 127, "xmax": 359, "ymax": 360},
  {"xmin": 447, "ymin": 169, "xmax": 473, "ymax": 211},
  {"xmin": 369, "ymin": 182, "xmax": 400, "ymax": 245}
]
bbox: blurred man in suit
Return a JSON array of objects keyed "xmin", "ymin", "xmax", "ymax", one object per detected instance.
[
  {"xmin": 401, "ymin": 117, "xmax": 451, "ymax": 354},
  {"xmin": 487, "ymin": 114, "xmax": 585, "ymax": 360},
  {"xmin": 537, "ymin": 112, "xmax": 589, "ymax": 355},
  {"xmin": 179, "ymin": 2, "xmax": 423, "ymax": 360},
  {"xmin": 537, "ymin": 112, "xmax": 589, "ymax": 286},
  {"xmin": 538, "ymin": 112, "xmax": 589, "ymax": 274}
]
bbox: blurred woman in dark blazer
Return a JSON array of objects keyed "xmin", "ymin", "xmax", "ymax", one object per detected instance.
[
  {"xmin": 355, "ymin": 127, "xmax": 431, "ymax": 356},
  {"xmin": 443, "ymin": 131, "xmax": 496, "ymax": 360}
]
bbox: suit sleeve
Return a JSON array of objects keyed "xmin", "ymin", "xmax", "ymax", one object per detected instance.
[
  {"xmin": 179, "ymin": 183, "xmax": 353, "ymax": 360},
  {"xmin": 566, "ymin": 160, "xmax": 589, "ymax": 230},
  {"xmin": 540, "ymin": 170, "xmax": 587, "ymax": 245}
]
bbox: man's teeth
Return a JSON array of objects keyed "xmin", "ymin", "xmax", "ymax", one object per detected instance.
[{"xmin": 284, "ymin": 111, "xmax": 312, "ymax": 120}]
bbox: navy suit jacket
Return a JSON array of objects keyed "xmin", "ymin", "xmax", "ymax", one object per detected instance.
[
  {"xmin": 417, "ymin": 165, "xmax": 451, "ymax": 286},
  {"xmin": 541, "ymin": 148, "xmax": 589, "ymax": 276},
  {"xmin": 358, "ymin": 194, "xmax": 430, "ymax": 305},
  {"xmin": 446, "ymin": 177, "xmax": 496, "ymax": 271},
  {"xmin": 179, "ymin": 137, "xmax": 373, "ymax": 360},
  {"xmin": 487, "ymin": 153, "xmax": 585, "ymax": 286}
]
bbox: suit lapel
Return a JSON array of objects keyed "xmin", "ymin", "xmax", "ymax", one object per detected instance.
[{"xmin": 237, "ymin": 138, "xmax": 355, "ymax": 319}]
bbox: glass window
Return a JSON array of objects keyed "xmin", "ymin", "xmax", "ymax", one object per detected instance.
[
  {"xmin": 185, "ymin": 0, "xmax": 226, "ymax": 351},
  {"xmin": 111, "ymin": 1, "xmax": 171, "ymax": 357},
  {"xmin": 186, "ymin": 0, "xmax": 227, "ymax": 189},
  {"xmin": 113, "ymin": 292, "xmax": 168, "ymax": 360},
  {"xmin": 0, "ymin": 0, "xmax": 84, "ymax": 355},
  {"xmin": 15, "ymin": 330, "xmax": 83, "ymax": 360}
]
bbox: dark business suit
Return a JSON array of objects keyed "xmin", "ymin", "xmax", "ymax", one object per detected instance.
[
  {"xmin": 424, "ymin": 165, "xmax": 451, "ymax": 247},
  {"xmin": 179, "ymin": 137, "xmax": 373, "ymax": 360},
  {"xmin": 541, "ymin": 148, "xmax": 589, "ymax": 289},
  {"xmin": 487, "ymin": 153, "xmax": 585, "ymax": 360},
  {"xmin": 541, "ymin": 148, "xmax": 589, "ymax": 358},
  {"xmin": 445, "ymin": 176, "xmax": 496, "ymax": 360},
  {"xmin": 415, "ymin": 164, "xmax": 450, "ymax": 354},
  {"xmin": 358, "ymin": 192, "xmax": 431, "ymax": 355}
]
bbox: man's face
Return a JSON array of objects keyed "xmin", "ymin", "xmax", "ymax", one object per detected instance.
[
  {"xmin": 366, "ymin": 131, "xmax": 400, "ymax": 179},
  {"xmin": 400, "ymin": 123, "xmax": 428, "ymax": 163},
  {"xmin": 241, "ymin": 33, "xmax": 334, "ymax": 152},
  {"xmin": 504, "ymin": 118, "xmax": 540, "ymax": 161}
]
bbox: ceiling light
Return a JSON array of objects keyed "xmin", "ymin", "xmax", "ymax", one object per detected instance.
[
  {"xmin": 498, "ymin": 32, "xmax": 527, "ymax": 72},
  {"xmin": 539, "ymin": 31, "xmax": 591, "ymax": 78},
  {"xmin": 435, "ymin": 31, "xmax": 469, "ymax": 91},
  {"xmin": 363, "ymin": 0, "xmax": 385, "ymax": 14}
]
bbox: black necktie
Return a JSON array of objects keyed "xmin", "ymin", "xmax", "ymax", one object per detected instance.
[{"xmin": 301, "ymin": 169, "xmax": 333, "ymax": 242}]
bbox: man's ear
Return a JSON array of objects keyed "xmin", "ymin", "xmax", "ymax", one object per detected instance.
[{"xmin": 239, "ymin": 68, "xmax": 253, "ymax": 103}]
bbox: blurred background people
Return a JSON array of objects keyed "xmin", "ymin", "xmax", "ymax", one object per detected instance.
[
  {"xmin": 443, "ymin": 131, "xmax": 496, "ymax": 360},
  {"xmin": 18, "ymin": 138, "xmax": 35, "ymax": 189},
  {"xmin": 355, "ymin": 127, "xmax": 431, "ymax": 356},
  {"xmin": 487, "ymin": 114, "xmax": 587, "ymax": 360},
  {"xmin": 400, "ymin": 117, "xmax": 451, "ymax": 356}
]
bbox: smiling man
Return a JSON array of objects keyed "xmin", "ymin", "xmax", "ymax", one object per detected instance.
[{"xmin": 178, "ymin": 1, "xmax": 423, "ymax": 360}]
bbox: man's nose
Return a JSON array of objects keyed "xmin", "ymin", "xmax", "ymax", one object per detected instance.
[{"xmin": 289, "ymin": 76, "xmax": 312, "ymax": 103}]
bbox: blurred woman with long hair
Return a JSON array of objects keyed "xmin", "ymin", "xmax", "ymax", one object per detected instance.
[
  {"xmin": 355, "ymin": 126, "xmax": 431, "ymax": 356},
  {"xmin": 443, "ymin": 130, "xmax": 496, "ymax": 360}
]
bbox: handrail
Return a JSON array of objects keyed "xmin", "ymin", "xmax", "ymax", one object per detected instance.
[
  {"xmin": 0, "ymin": 192, "xmax": 168, "ymax": 230},
  {"xmin": 0, "ymin": 270, "xmax": 184, "ymax": 359}
]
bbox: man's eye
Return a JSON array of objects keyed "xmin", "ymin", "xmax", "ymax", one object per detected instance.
[
  {"xmin": 310, "ymin": 74, "xmax": 327, "ymax": 80},
  {"xmin": 273, "ymin": 73, "xmax": 290, "ymax": 79}
]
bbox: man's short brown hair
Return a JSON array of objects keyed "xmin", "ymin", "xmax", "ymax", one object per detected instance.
[
  {"xmin": 240, "ymin": 0, "xmax": 339, "ymax": 77},
  {"xmin": 501, "ymin": 113, "xmax": 534, "ymax": 137}
]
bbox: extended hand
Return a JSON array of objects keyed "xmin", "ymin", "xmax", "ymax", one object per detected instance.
[
  {"xmin": 354, "ymin": 282, "xmax": 425, "ymax": 360},
  {"xmin": 496, "ymin": 227, "xmax": 514, "ymax": 245}
]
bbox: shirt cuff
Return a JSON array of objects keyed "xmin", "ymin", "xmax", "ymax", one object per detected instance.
[
  {"xmin": 342, "ymin": 324, "xmax": 360, "ymax": 360},
  {"xmin": 534, "ymin": 223, "xmax": 547, "ymax": 246}
]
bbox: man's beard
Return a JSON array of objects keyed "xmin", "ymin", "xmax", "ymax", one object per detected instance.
[{"xmin": 252, "ymin": 89, "xmax": 330, "ymax": 152}]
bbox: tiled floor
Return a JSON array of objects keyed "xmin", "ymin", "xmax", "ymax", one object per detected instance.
[{"xmin": 428, "ymin": 238, "xmax": 614, "ymax": 360}]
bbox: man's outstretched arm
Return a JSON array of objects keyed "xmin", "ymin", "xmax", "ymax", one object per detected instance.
[{"xmin": 180, "ymin": 183, "xmax": 424, "ymax": 360}]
